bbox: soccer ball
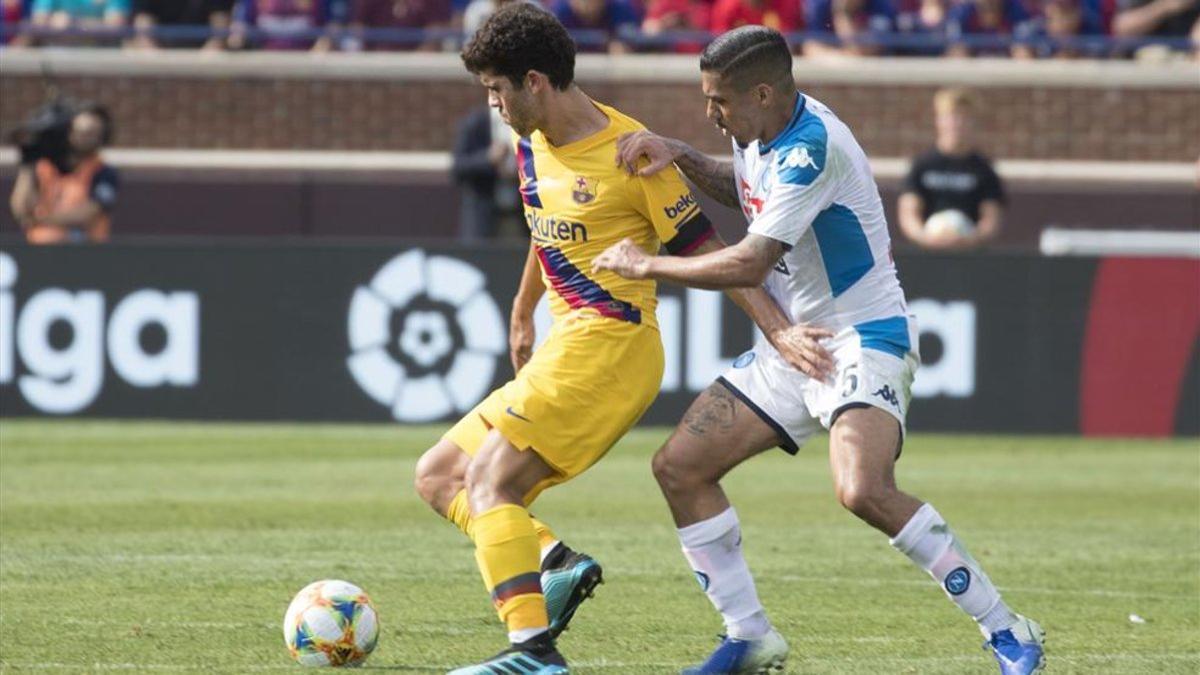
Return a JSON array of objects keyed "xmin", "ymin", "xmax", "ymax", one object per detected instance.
[
  {"xmin": 283, "ymin": 580, "xmax": 379, "ymax": 667},
  {"xmin": 924, "ymin": 209, "xmax": 975, "ymax": 237}
]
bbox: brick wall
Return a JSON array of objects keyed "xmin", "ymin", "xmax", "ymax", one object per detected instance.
[{"xmin": 3, "ymin": 69, "xmax": 1198, "ymax": 161}]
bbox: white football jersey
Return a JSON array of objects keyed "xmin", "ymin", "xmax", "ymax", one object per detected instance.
[{"xmin": 733, "ymin": 93, "xmax": 913, "ymax": 357}]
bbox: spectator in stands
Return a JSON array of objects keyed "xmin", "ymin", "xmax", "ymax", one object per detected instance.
[
  {"xmin": 127, "ymin": 0, "xmax": 234, "ymax": 49},
  {"xmin": 348, "ymin": 0, "xmax": 451, "ymax": 51},
  {"xmin": 641, "ymin": 0, "xmax": 711, "ymax": 52},
  {"xmin": 9, "ymin": 106, "xmax": 119, "ymax": 245},
  {"xmin": 946, "ymin": 0, "xmax": 1039, "ymax": 57},
  {"xmin": 464, "ymin": 0, "xmax": 535, "ymax": 40},
  {"xmin": 710, "ymin": 0, "xmax": 801, "ymax": 35},
  {"xmin": 1028, "ymin": 0, "xmax": 1106, "ymax": 57},
  {"xmin": 452, "ymin": 105, "xmax": 520, "ymax": 241},
  {"xmin": 1112, "ymin": 0, "xmax": 1200, "ymax": 45},
  {"xmin": 897, "ymin": 88, "xmax": 1005, "ymax": 250},
  {"xmin": 896, "ymin": 0, "xmax": 951, "ymax": 54},
  {"xmin": 549, "ymin": 0, "xmax": 641, "ymax": 53},
  {"xmin": 2, "ymin": 0, "xmax": 28, "ymax": 45},
  {"xmin": 228, "ymin": 0, "xmax": 345, "ymax": 51},
  {"xmin": 29, "ymin": 0, "xmax": 130, "ymax": 44},
  {"xmin": 804, "ymin": 0, "xmax": 898, "ymax": 56}
]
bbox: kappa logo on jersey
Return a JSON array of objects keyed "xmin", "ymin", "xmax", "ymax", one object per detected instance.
[
  {"xmin": 781, "ymin": 145, "xmax": 821, "ymax": 171},
  {"xmin": 347, "ymin": 250, "xmax": 505, "ymax": 422},
  {"xmin": 663, "ymin": 192, "xmax": 697, "ymax": 220},
  {"xmin": 873, "ymin": 385, "xmax": 901, "ymax": 409},
  {"xmin": 572, "ymin": 175, "xmax": 598, "ymax": 204}
]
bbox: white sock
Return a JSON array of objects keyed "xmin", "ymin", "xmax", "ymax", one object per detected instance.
[
  {"xmin": 891, "ymin": 503, "xmax": 1018, "ymax": 636},
  {"xmin": 678, "ymin": 507, "xmax": 771, "ymax": 640},
  {"xmin": 539, "ymin": 540, "xmax": 561, "ymax": 567},
  {"xmin": 508, "ymin": 627, "xmax": 548, "ymax": 644}
]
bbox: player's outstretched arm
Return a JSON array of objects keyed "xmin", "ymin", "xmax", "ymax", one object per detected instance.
[
  {"xmin": 594, "ymin": 234, "xmax": 833, "ymax": 379},
  {"xmin": 616, "ymin": 131, "xmax": 740, "ymax": 209},
  {"xmin": 596, "ymin": 233, "xmax": 777, "ymax": 288}
]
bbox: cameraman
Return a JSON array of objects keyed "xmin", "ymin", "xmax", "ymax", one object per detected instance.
[{"xmin": 9, "ymin": 106, "xmax": 118, "ymax": 244}]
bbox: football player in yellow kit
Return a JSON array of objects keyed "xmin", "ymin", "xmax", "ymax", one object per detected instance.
[{"xmin": 412, "ymin": 6, "xmax": 832, "ymax": 673}]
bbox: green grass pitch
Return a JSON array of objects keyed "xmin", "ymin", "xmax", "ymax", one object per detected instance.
[{"xmin": 0, "ymin": 420, "xmax": 1197, "ymax": 673}]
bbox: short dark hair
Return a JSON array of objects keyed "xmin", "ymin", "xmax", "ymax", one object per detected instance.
[
  {"xmin": 700, "ymin": 26, "xmax": 793, "ymax": 91},
  {"xmin": 461, "ymin": 4, "xmax": 575, "ymax": 91}
]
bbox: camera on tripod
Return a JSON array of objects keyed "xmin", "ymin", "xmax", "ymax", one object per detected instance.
[{"xmin": 7, "ymin": 97, "xmax": 112, "ymax": 172}]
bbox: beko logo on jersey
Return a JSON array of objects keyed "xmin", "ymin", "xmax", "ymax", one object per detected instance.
[
  {"xmin": 663, "ymin": 193, "xmax": 697, "ymax": 220},
  {"xmin": 527, "ymin": 213, "xmax": 589, "ymax": 243},
  {"xmin": 0, "ymin": 252, "xmax": 200, "ymax": 414}
]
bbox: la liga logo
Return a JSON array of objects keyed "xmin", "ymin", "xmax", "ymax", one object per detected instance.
[{"xmin": 346, "ymin": 250, "xmax": 505, "ymax": 422}]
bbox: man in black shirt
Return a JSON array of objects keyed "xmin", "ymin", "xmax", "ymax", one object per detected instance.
[{"xmin": 898, "ymin": 87, "xmax": 1005, "ymax": 250}]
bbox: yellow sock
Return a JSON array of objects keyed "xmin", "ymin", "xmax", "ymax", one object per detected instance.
[
  {"xmin": 530, "ymin": 516, "xmax": 559, "ymax": 554},
  {"xmin": 446, "ymin": 489, "xmax": 476, "ymax": 540},
  {"xmin": 473, "ymin": 504, "xmax": 548, "ymax": 637},
  {"xmin": 445, "ymin": 490, "xmax": 559, "ymax": 554}
]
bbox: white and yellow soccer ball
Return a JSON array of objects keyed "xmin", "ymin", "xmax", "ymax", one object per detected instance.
[
  {"xmin": 924, "ymin": 209, "xmax": 976, "ymax": 238},
  {"xmin": 283, "ymin": 580, "xmax": 379, "ymax": 667}
]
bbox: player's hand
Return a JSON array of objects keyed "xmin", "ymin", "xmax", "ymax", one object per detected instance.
[
  {"xmin": 592, "ymin": 238, "xmax": 651, "ymax": 279},
  {"xmin": 509, "ymin": 310, "xmax": 535, "ymax": 373},
  {"xmin": 616, "ymin": 131, "xmax": 678, "ymax": 177},
  {"xmin": 768, "ymin": 324, "xmax": 836, "ymax": 382}
]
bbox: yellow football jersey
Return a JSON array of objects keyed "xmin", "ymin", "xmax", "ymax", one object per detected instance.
[{"xmin": 516, "ymin": 101, "xmax": 714, "ymax": 331}]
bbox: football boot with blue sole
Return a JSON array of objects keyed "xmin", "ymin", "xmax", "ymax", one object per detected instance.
[
  {"xmin": 681, "ymin": 629, "xmax": 788, "ymax": 675},
  {"xmin": 986, "ymin": 615, "xmax": 1046, "ymax": 675}
]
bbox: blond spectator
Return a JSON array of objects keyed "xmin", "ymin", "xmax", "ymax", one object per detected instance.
[{"xmin": 898, "ymin": 88, "xmax": 1005, "ymax": 250}]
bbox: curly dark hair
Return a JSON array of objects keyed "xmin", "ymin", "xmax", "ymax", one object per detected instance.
[{"xmin": 461, "ymin": 3, "xmax": 575, "ymax": 91}]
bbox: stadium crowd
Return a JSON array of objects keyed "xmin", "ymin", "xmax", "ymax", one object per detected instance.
[{"xmin": 1, "ymin": 0, "xmax": 1196, "ymax": 56}]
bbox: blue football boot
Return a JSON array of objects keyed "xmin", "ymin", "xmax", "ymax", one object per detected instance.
[
  {"xmin": 681, "ymin": 629, "xmax": 788, "ymax": 675},
  {"xmin": 986, "ymin": 615, "xmax": 1046, "ymax": 675},
  {"xmin": 539, "ymin": 543, "xmax": 603, "ymax": 637},
  {"xmin": 447, "ymin": 635, "xmax": 569, "ymax": 675}
]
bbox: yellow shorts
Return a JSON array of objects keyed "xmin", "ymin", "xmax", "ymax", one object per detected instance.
[{"xmin": 444, "ymin": 314, "xmax": 664, "ymax": 504}]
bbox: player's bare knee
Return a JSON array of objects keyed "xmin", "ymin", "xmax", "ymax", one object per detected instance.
[
  {"xmin": 835, "ymin": 478, "xmax": 890, "ymax": 523},
  {"xmin": 651, "ymin": 444, "xmax": 681, "ymax": 492},
  {"xmin": 413, "ymin": 449, "xmax": 443, "ymax": 506},
  {"xmin": 414, "ymin": 444, "xmax": 467, "ymax": 512},
  {"xmin": 652, "ymin": 439, "xmax": 709, "ymax": 496}
]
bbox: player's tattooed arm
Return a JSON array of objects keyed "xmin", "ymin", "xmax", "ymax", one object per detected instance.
[
  {"xmin": 670, "ymin": 143, "xmax": 739, "ymax": 209},
  {"xmin": 689, "ymin": 237, "xmax": 835, "ymax": 381},
  {"xmin": 615, "ymin": 131, "xmax": 739, "ymax": 209}
]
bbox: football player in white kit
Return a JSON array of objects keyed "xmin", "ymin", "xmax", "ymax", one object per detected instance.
[{"xmin": 594, "ymin": 26, "xmax": 1045, "ymax": 675}]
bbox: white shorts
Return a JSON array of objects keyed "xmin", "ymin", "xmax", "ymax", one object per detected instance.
[{"xmin": 717, "ymin": 316, "xmax": 920, "ymax": 455}]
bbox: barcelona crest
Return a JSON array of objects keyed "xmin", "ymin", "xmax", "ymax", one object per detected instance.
[{"xmin": 572, "ymin": 176, "xmax": 599, "ymax": 204}]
